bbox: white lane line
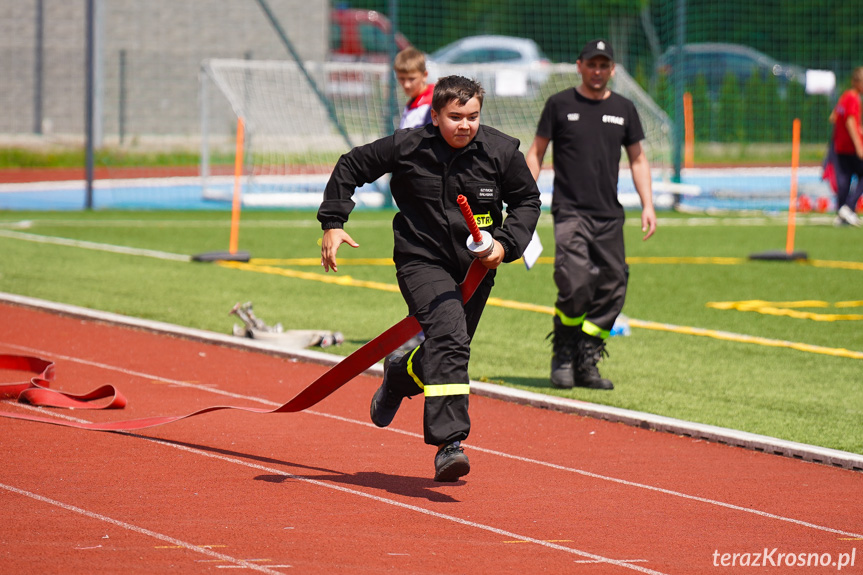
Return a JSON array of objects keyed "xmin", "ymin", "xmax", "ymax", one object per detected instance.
[
  {"xmin": 5, "ymin": 341, "xmax": 863, "ymax": 543},
  {"xmin": 7, "ymin": 400, "xmax": 93, "ymax": 424},
  {"xmin": 0, "ymin": 483, "xmax": 289, "ymax": 574},
  {"xmin": 468, "ymin": 443, "xmax": 863, "ymax": 539},
  {"xmin": 0, "ymin": 229, "xmax": 190, "ymax": 261}
]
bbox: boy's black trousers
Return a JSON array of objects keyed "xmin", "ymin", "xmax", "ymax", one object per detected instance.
[{"xmin": 386, "ymin": 260, "xmax": 494, "ymax": 446}]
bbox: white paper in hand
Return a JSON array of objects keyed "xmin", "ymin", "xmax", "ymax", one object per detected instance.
[{"xmin": 523, "ymin": 230, "xmax": 543, "ymax": 270}]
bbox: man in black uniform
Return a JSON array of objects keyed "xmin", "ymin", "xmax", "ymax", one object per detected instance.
[
  {"xmin": 525, "ymin": 39, "xmax": 656, "ymax": 391},
  {"xmin": 318, "ymin": 76, "xmax": 541, "ymax": 482}
]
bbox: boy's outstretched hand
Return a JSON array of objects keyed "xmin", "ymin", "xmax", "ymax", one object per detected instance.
[{"xmin": 321, "ymin": 228, "xmax": 359, "ymax": 272}]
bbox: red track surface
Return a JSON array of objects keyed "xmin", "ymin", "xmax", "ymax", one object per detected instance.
[{"xmin": 1, "ymin": 302, "xmax": 861, "ymax": 574}]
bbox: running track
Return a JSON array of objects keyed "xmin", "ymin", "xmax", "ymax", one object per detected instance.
[{"xmin": 1, "ymin": 301, "xmax": 861, "ymax": 574}]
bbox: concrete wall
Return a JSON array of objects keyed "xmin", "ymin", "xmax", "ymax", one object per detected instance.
[{"xmin": 0, "ymin": 0, "xmax": 327, "ymax": 143}]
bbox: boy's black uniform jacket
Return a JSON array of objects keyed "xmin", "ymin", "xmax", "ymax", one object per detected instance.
[{"xmin": 318, "ymin": 123, "xmax": 541, "ymax": 278}]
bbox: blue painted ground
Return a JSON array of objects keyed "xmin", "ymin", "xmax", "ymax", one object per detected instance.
[{"xmin": 0, "ymin": 167, "xmax": 834, "ymax": 212}]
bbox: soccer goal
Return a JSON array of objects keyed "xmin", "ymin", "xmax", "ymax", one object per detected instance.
[
  {"xmin": 199, "ymin": 58, "xmax": 675, "ymax": 209},
  {"xmin": 200, "ymin": 58, "xmax": 393, "ymax": 208}
]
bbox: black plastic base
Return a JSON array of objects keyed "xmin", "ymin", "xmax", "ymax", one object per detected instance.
[
  {"xmin": 748, "ymin": 250, "xmax": 808, "ymax": 261},
  {"xmin": 191, "ymin": 250, "xmax": 251, "ymax": 263}
]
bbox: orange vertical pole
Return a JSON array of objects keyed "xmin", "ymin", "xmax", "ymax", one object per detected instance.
[
  {"xmin": 228, "ymin": 117, "xmax": 244, "ymax": 255},
  {"xmin": 786, "ymin": 118, "xmax": 801, "ymax": 255},
  {"xmin": 683, "ymin": 91, "xmax": 694, "ymax": 169}
]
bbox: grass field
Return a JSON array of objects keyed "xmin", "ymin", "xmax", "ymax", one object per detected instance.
[{"xmin": 1, "ymin": 208, "xmax": 861, "ymax": 455}]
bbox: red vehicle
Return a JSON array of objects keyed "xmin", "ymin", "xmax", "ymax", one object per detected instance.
[{"xmin": 330, "ymin": 8, "xmax": 411, "ymax": 62}]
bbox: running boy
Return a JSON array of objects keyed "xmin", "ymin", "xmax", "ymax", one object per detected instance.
[
  {"xmin": 318, "ymin": 76, "xmax": 541, "ymax": 482},
  {"xmin": 394, "ymin": 47, "xmax": 434, "ymax": 129}
]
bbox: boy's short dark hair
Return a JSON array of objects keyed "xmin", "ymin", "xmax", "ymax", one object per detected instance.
[
  {"xmin": 394, "ymin": 47, "xmax": 427, "ymax": 74},
  {"xmin": 432, "ymin": 76, "xmax": 485, "ymax": 113}
]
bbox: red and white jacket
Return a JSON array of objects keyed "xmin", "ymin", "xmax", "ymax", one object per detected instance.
[{"xmin": 399, "ymin": 84, "xmax": 434, "ymax": 129}]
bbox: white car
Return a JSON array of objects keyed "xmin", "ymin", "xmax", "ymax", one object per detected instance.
[{"xmin": 427, "ymin": 35, "xmax": 551, "ymax": 97}]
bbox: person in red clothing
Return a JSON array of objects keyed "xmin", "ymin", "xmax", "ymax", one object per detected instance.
[{"xmin": 830, "ymin": 67, "xmax": 863, "ymax": 227}]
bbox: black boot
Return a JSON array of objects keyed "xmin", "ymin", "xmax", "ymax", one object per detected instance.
[
  {"xmin": 370, "ymin": 350, "xmax": 408, "ymax": 427},
  {"xmin": 434, "ymin": 441, "xmax": 470, "ymax": 482},
  {"xmin": 549, "ymin": 317, "xmax": 579, "ymax": 389},
  {"xmin": 573, "ymin": 333, "xmax": 614, "ymax": 390}
]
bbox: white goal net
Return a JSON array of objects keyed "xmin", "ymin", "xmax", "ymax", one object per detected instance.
[{"xmin": 200, "ymin": 58, "xmax": 674, "ymax": 209}]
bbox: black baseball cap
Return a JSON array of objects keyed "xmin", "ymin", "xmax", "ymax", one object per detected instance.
[{"xmin": 579, "ymin": 39, "xmax": 614, "ymax": 61}]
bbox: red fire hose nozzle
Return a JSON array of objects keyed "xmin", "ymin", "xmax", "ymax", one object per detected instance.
[{"xmin": 457, "ymin": 195, "xmax": 494, "ymax": 258}]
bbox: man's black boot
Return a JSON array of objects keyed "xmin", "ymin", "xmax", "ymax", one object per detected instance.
[
  {"xmin": 573, "ymin": 333, "xmax": 614, "ymax": 390},
  {"xmin": 549, "ymin": 317, "xmax": 579, "ymax": 389}
]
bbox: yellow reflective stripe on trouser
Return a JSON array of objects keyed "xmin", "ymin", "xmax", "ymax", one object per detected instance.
[
  {"xmin": 554, "ymin": 306, "xmax": 585, "ymax": 327},
  {"xmin": 424, "ymin": 383, "xmax": 471, "ymax": 397},
  {"xmin": 405, "ymin": 346, "xmax": 424, "ymax": 390},
  {"xmin": 583, "ymin": 320, "xmax": 610, "ymax": 340}
]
